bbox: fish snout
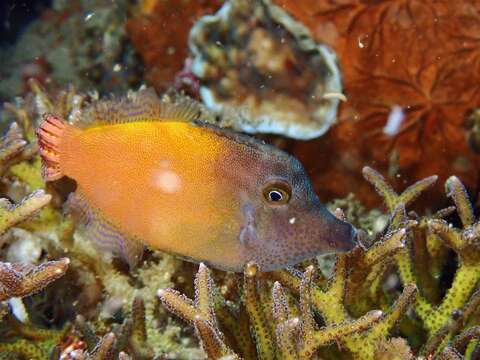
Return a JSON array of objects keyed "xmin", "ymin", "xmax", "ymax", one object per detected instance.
[
  {"xmin": 337, "ymin": 223, "xmax": 359, "ymax": 252},
  {"xmin": 321, "ymin": 218, "xmax": 358, "ymax": 254}
]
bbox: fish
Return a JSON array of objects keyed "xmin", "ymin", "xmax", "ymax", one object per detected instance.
[{"xmin": 36, "ymin": 89, "xmax": 358, "ymax": 272}]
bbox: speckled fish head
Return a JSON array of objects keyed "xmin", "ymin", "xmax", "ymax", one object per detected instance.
[{"xmin": 234, "ymin": 143, "xmax": 357, "ymax": 272}]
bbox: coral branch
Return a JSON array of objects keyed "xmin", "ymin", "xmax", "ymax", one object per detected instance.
[
  {"xmin": 437, "ymin": 347, "xmax": 463, "ymax": 360},
  {"xmin": 0, "ymin": 122, "xmax": 28, "ymax": 175},
  {"xmin": 445, "ymin": 176, "xmax": 475, "ymax": 227},
  {"xmin": 244, "ymin": 262, "xmax": 276, "ymax": 360},
  {"xmin": 157, "ymin": 263, "xmax": 238, "ymax": 359},
  {"xmin": 363, "ymin": 165, "xmax": 480, "ymax": 342},
  {"xmin": 451, "ymin": 326, "xmax": 480, "ymax": 354},
  {"xmin": 0, "ymin": 258, "xmax": 69, "ymax": 301},
  {"xmin": 362, "ymin": 228, "xmax": 406, "ymax": 266},
  {"xmin": 0, "ymin": 310, "xmax": 71, "ymax": 359},
  {"xmin": 88, "ymin": 333, "xmax": 116, "ymax": 360},
  {"xmin": 0, "ymin": 190, "xmax": 52, "ymax": 235},
  {"xmin": 271, "ymin": 281, "xmax": 298, "ymax": 360}
]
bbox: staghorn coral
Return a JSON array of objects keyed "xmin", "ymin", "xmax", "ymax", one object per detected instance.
[
  {"xmin": 158, "ymin": 244, "xmax": 416, "ymax": 359},
  {"xmin": 0, "ymin": 190, "xmax": 51, "ymax": 236},
  {"xmin": 156, "ymin": 167, "xmax": 480, "ymax": 359},
  {"xmin": 158, "ymin": 263, "xmax": 240, "ymax": 360},
  {"xmin": 97, "ymin": 255, "xmax": 202, "ymax": 358},
  {"xmin": 0, "ymin": 122, "xmax": 32, "ymax": 176},
  {"xmin": 0, "ymin": 257, "xmax": 69, "ymax": 302},
  {"xmin": 0, "ymin": 84, "xmax": 71, "ymax": 360},
  {"xmin": 0, "ymin": 108, "xmax": 69, "ymax": 302},
  {"xmin": 362, "ymin": 167, "xmax": 480, "ymax": 358},
  {"xmin": 67, "ymin": 296, "xmax": 153, "ymax": 359}
]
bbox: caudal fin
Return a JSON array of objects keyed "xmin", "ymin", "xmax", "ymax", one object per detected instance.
[{"xmin": 36, "ymin": 114, "xmax": 69, "ymax": 181}]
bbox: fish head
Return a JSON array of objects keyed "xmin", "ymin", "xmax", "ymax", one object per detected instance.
[{"xmin": 237, "ymin": 150, "xmax": 358, "ymax": 271}]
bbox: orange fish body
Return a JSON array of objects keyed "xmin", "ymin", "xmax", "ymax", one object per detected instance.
[{"xmin": 37, "ymin": 91, "xmax": 357, "ymax": 271}]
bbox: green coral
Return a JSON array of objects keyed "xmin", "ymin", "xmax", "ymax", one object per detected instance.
[{"xmin": 363, "ymin": 168, "xmax": 480, "ymax": 356}]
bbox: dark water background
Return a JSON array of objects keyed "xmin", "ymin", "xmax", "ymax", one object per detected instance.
[{"xmin": 0, "ymin": 0, "xmax": 52, "ymax": 45}]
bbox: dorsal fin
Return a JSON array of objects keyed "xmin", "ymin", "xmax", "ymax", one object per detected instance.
[
  {"xmin": 77, "ymin": 88, "xmax": 216, "ymax": 128},
  {"xmin": 197, "ymin": 122, "xmax": 291, "ymax": 160}
]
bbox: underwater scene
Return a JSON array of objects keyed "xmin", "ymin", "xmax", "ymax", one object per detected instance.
[{"xmin": 0, "ymin": 0, "xmax": 480, "ymax": 359}]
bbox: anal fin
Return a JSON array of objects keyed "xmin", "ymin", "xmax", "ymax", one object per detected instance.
[{"xmin": 66, "ymin": 192, "xmax": 144, "ymax": 268}]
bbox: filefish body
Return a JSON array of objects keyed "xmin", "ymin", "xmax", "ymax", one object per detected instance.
[{"xmin": 36, "ymin": 90, "xmax": 357, "ymax": 272}]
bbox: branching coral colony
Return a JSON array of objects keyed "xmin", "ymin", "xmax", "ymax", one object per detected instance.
[
  {"xmin": 0, "ymin": 100, "xmax": 70, "ymax": 359},
  {"xmin": 158, "ymin": 168, "xmax": 480, "ymax": 360},
  {"xmin": 0, "ymin": 116, "xmax": 68, "ymax": 302}
]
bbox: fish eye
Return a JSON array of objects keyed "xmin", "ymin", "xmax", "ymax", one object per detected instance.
[{"xmin": 262, "ymin": 181, "xmax": 291, "ymax": 205}]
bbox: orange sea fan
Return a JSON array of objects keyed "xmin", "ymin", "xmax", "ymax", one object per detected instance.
[{"xmin": 276, "ymin": 0, "xmax": 480, "ymax": 207}]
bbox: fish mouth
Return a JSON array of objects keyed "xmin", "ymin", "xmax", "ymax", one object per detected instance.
[{"xmin": 328, "ymin": 222, "xmax": 359, "ymax": 253}]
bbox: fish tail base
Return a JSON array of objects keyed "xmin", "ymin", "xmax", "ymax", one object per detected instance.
[{"xmin": 36, "ymin": 114, "xmax": 68, "ymax": 181}]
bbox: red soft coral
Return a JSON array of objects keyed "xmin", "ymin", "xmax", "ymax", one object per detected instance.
[
  {"xmin": 126, "ymin": 0, "xmax": 222, "ymax": 91},
  {"xmin": 276, "ymin": 0, "xmax": 480, "ymax": 207}
]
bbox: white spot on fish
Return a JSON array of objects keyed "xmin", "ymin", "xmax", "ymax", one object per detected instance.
[
  {"xmin": 153, "ymin": 169, "xmax": 182, "ymax": 194},
  {"xmin": 289, "ymin": 217, "xmax": 296, "ymax": 224}
]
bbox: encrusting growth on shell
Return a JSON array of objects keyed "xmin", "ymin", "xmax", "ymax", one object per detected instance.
[{"xmin": 188, "ymin": 0, "xmax": 343, "ymax": 140}]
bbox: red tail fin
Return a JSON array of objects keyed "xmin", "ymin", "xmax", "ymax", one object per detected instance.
[{"xmin": 36, "ymin": 114, "xmax": 69, "ymax": 181}]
